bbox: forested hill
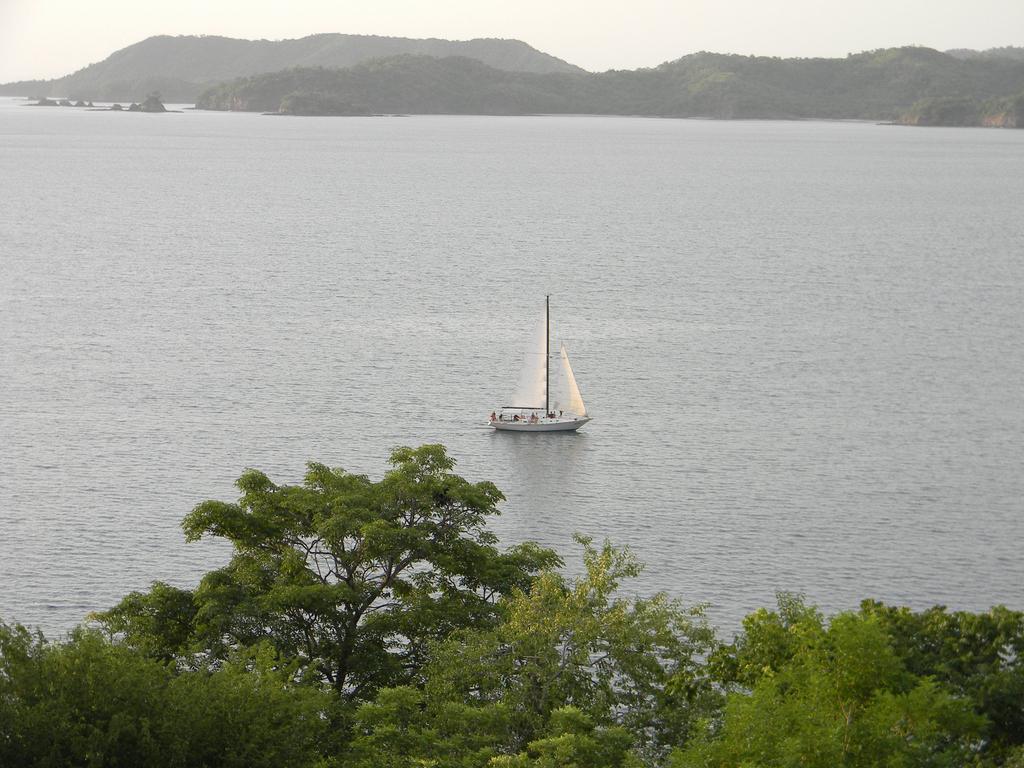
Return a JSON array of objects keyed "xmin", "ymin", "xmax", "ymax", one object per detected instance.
[
  {"xmin": 5, "ymin": 41, "xmax": 1023, "ymax": 125},
  {"xmin": 0, "ymin": 33, "xmax": 582, "ymax": 102},
  {"xmin": 947, "ymin": 46, "xmax": 1024, "ymax": 62},
  {"xmin": 195, "ymin": 47, "xmax": 1024, "ymax": 125}
]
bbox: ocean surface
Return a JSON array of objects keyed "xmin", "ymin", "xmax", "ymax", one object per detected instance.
[{"xmin": 1, "ymin": 98, "xmax": 1022, "ymax": 638}]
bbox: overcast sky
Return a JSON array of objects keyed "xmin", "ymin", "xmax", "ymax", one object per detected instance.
[{"xmin": 2, "ymin": 0, "xmax": 1023, "ymax": 82}]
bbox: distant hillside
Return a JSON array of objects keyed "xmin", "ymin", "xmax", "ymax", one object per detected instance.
[
  {"xmin": 650, "ymin": 47, "xmax": 1024, "ymax": 119},
  {"xmin": 197, "ymin": 56, "xmax": 586, "ymax": 114},
  {"xmin": 0, "ymin": 34, "xmax": 583, "ymax": 101},
  {"xmin": 195, "ymin": 47, "xmax": 1024, "ymax": 125},
  {"xmin": 6, "ymin": 40, "xmax": 1023, "ymax": 125},
  {"xmin": 946, "ymin": 46, "xmax": 1024, "ymax": 62}
]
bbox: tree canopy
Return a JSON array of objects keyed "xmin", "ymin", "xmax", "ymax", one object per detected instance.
[
  {"xmin": 0, "ymin": 623, "xmax": 327, "ymax": 767},
  {"xmin": 1, "ymin": 445, "xmax": 1021, "ymax": 767},
  {"xmin": 98, "ymin": 444, "xmax": 559, "ymax": 704},
  {"xmin": 677, "ymin": 598, "xmax": 987, "ymax": 768}
]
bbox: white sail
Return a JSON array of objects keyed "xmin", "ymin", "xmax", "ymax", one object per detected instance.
[
  {"xmin": 550, "ymin": 344, "xmax": 587, "ymax": 417},
  {"xmin": 509, "ymin": 309, "xmax": 547, "ymax": 408}
]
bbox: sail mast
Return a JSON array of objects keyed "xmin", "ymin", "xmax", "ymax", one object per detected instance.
[{"xmin": 545, "ymin": 295, "xmax": 550, "ymax": 415}]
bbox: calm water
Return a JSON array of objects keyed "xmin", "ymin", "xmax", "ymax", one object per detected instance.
[{"xmin": 1, "ymin": 98, "xmax": 1023, "ymax": 637}]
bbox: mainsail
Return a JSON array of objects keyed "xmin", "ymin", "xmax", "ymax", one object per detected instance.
[{"xmin": 509, "ymin": 309, "xmax": 547, "ymax": 408}]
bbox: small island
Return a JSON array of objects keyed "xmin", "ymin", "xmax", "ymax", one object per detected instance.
[
  {"xmin": 31, "ymin": 97, "xmax": 93, "ymax": 107},
  {"xmin": 29, "ymin": 91, "xmax": 176, "ymax": 113}
]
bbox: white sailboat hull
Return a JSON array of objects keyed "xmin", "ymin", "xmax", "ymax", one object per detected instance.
[{"xmin": 490, "ymin": 417, "xmax": 591, "ymax": 432}]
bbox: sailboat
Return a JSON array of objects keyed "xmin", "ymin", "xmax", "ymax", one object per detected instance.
[{"xmin": 489, "ymin": 296, "xmax": 591, "ymax": 432}]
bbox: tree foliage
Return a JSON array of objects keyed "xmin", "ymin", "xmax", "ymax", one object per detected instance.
[
  {"xmin": 859, "ymin": 600, "xmax": 1024, "ymax": 760},
  {"xmin": 677, "ymin": 595, "xmax": 989, "ymax": 768},
  {"xmin": 98, "ymin": 444, "xmax": 559, "ymax": 706},
  {"xmin": 490, "ymin": 707, "xmax": 643, "ymax": 768},
  {"xmin": 345, "ymin": 685, "xmax": 510, "ymax": 768},
  {"xmin": 4, "ymin": 446, "xmax": 1023, "ymax": 766},
  {"xmin": 0, "ymin": 622, "xmax": 326, "ymax": 767},
  {"xmin": 345, "ymin": 537, "xmax": 720, "ymax": 766}
]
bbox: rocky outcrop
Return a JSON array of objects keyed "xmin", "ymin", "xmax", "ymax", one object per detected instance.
[
  {"xmin": 981, "ymin": 95, "xmax": 1023, "ymax": 128},
  {"xmin": 981, "ymin": 112, "xmax": 1019, "ymax": 127},
  {"xmin": 140, "ymin": 93, "xmax": 167, "ymax": 112},
  {"xmin": 898, "ymin": 94, "xmax": 1024, "ymax": 128},
  {"xmin": 898, "ymin": 97, "xmax": 979, "ymax": 126}
]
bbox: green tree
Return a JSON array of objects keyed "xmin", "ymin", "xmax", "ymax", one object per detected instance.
[
  {"xmin": 95, "ymin": 580, "xmax": 197, "ymax": 661},
  {"xmin": 676, "ymin": 606, "xmax": 985, "ymax": 768},
  {"xmin": 491, "ymin": 707, "xmax": 642, "ymax": 768},
  {"xmin": 859, "ymin": 600, "xmax": 1024, "ymax": 760},
  {"xmin": 423, "ymin": 538, "xmax": 720, "ymax": 763},
  {"xmin": 345, "ymin": 685, "xmax": 510, "ymax": 768},
  {"xmin": 708, "ymin": 591, "xmax": 822, "ymax": 688},
  {"xmin": 0, "ymin": 623, "xmax": 171, "ymax": 766},
  {"xmin": 0, "ymin": 621, "xmax": 327, "ymax": 767},
  {"xmin": 98, "ymin": 445, "xmax": 559, "ymax": 709},
  {"xmin": 161, "ymin": 643, "xmax": 328, "ymax": 767}
]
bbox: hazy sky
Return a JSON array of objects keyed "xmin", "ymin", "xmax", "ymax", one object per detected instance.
[{"xmin": 2, "ymin": 0, "xmax": 1023, "ymax": 82}]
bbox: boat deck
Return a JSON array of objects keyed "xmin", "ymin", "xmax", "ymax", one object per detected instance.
[{"xmin": 489, "ymin": 416, "xmax": 591, "ymax": 432}]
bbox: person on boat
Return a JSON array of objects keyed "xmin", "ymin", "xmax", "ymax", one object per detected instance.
[
  {"xmin": 513, "ymin": 414, "xmax": 520, "ymax": 422},
  {"xmin": 529, "ymin": 413, "xmax": 538, "ymax": 423},
  {"xmin": 490, "ymin": 412, "xmax": 497, "ymax": 422}
]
